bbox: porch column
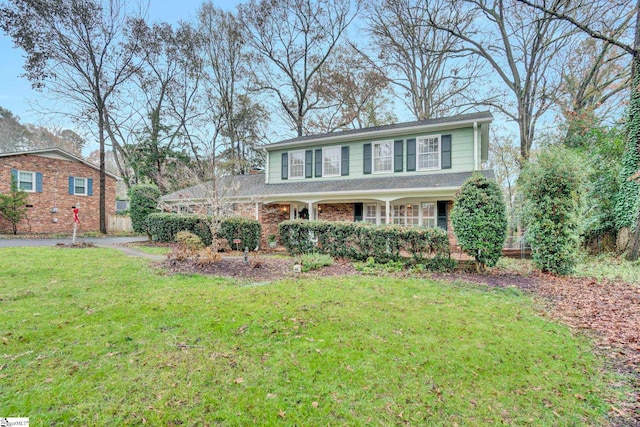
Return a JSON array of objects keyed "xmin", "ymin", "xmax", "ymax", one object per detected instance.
[
  {"xmin": 254, "ymin": 202, "xmax": 260, "ymax": 220},
  {"xmin": 308, "ymin": 202, "xmax": 314, "ymax": 220},
  {"xmin": 385, "ymin": 200, "xmax": 390, "ymax": 224}
]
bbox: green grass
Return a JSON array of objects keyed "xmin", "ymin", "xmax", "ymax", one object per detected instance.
[
  {"xmin": 130, "ymin": 244, "xmax": 173, "ymax": 256},
  {"xmin": 0, "ymin": 247, "xmax": 620, "ymax": 425}
]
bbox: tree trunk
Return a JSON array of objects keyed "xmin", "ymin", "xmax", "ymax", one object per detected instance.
[{"xmin": 99, "ymin": 109, "xmax": 107, "ymax": 234}]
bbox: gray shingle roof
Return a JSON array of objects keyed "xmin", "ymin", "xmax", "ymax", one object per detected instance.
[
  {"xmin": 264, "ymin": 111, "xmax": 493, "ymax": 150},
  {"xmin": 161, "ymin": 170, "xmax": 495, "ymax": 202}
]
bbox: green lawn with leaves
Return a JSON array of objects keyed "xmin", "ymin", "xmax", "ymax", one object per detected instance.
[{"xmin": 0, "ymin": 247, "xmax": 621, "ymax": 425}]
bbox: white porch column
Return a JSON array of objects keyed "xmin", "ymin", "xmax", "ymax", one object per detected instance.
[
  {"xmin": 385, "ymin": 200, "xmax": 391, "ymax": 224},
  {"xmin": 254, "ymin": 202, "xmax": 260, "ymax": 220},
  {"xmin": 308, "ymin": 202, "xmax": 314, "ymax": 220}
]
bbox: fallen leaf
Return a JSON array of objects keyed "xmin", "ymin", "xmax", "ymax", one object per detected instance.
[
  {"xmin": 278, "ymin": 409, "xmax": 286, "ymax": 418},
  {"xmin": 312, "ymin": 401, "xmax": 319, "ymax": 408},
  {"xmin": 234, "ymin": 377, "xmax": 244, "ymax": 384},
  {"xmin": 266, "ymin": 393, "xmax": 277, "ymax": 399},
  {"xmin": 44, "ymin": 378, "xmax": 53, "ymax": 383}
]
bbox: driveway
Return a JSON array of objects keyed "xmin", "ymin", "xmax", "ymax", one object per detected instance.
[{"xmin": 0, "ymin": 236, "xmax": 148, "ymax": 247}]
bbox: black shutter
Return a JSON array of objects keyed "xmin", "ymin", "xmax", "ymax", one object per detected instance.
[
  {"xmin": 437, "ymin": 201, "xmax": 448, "ymax": 230},
  {"xmin": 406, "ymin": 138, "xmax": 416, "ymax": 171},
  {"xmin": 354, "ymin": 203, "xmax": 363, "ymax": 222},
  {"xmin": 394, "ymin": 140, "xmax": 403, "ymax": 172},
  {"xmin": 441, "ymin": 134, "xmax": 452, "ymax": 169},
  {"xmin": 281, "ymin": 153, "xmax": 288, "ymax": 180},
  {"xmin": 305, "ymin": 150, "xmax": 313, "ymax": 178},
  {"xmin": 363, "ymin": 143, "xmax": 372, "ymax": 174},
  {"xmin": 315, "ymin": 148, "xmax": 322, "ymax": 177},
  {"xmin": 341, "ymin": 146, "xmax": 349, "ymax": 176}
]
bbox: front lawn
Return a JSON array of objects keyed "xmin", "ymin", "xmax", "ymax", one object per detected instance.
[{"xmin": 0, "ymin": 247, "xmax": 620, "ymax": 425}]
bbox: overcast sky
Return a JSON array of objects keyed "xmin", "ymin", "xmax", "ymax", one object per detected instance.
[{"xmin": 0, "ymin": 0, "xmax": 240, "ymax": 128}]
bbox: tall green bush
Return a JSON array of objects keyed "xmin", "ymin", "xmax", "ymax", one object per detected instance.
[
  {"xmin": 218, "ymin": 217, "xmax": 262, "ymax": 250},
  {"xmin": 0, "ymin": 174, "xmax": 29, "ymax": 235},
  {"xmin": 450, "ymin": 174, "xmax": 507, "ymax": 270},
  {"xmin": 519, "ymin": 146, "xmax": 585, "ymax": 275},
  {"xmin": 128, "ymin": 184, "xmax": 161, "ymax": 234}
]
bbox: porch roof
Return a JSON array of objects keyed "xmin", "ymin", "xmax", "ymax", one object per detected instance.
[{"xmin": 160, "ymin": 170, "xmax": 495, "ymax": 203}]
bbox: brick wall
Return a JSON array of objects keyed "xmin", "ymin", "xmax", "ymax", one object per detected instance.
[
  {"xmin": 259, "ymin": 203, "xmax": 290, "ymax": 245},
  {"xmin": 0, "ymin": 154, "xmax": 116, "ymax": 234},
  {"xmin": 317, "ymin": 203, "xmax": 353, "ymax": 221}
]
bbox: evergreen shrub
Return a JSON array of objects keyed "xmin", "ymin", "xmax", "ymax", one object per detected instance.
[
  {"xmin": 450, "ymin": 174, "xmax": 507, "ymax": 270},
  {"xmin": 128, "ymin": 184, "xmax": 161, "ymax": 234},
  {"xmin": 519, "ymin": 146, "xmax": 585, "ymax": 275}
]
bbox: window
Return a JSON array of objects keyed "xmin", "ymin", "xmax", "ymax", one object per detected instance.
[
  {"xmin": 17, "ymin": 171, "xmax": 35, "ymax": 192},
  {"xmin": 373, "ymin": 141, "xmax": 393, "ymax": 173},
  {"xmin": 364, "ymin": 204, "xmax": 377, "ymax": 224},
  {"xmin": 323, "ymin": 146, "xmax": 341, "ymax": 177},
  {"xmin": 392, "ymin": 204, "xmax": 418, "ymax": 225},
  {"xmin": 289, "ymin": 150, "xmax": 305, "ymax": 179},
  {"xmin": 422, "ymin": 202, "xmax": 436, "ymax": 228},
  {"xmin": 74, "ymin": 177, "xmax": 87, "ymax": 195},
  {"xmin": 418, "ymin": 136, "xmax": 440, "ymax": 170}
]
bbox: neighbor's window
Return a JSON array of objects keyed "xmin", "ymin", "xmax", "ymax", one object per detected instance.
[
  {"xmin": 418, "ymin": 136, "xmax": 440, "ymax": 170},
  {"xmin": 74, "ymin": 177, "xmax": 87, "ymax": 195},
  {"xmin": 421, "ymin": 202, "xmax": 436, "ymax": 228},
  {"xmin": 373, "ymin": 141, "xmax": 393, "ymax": 173},
  {"xmin": 323, "ymin": 146, "xmax": 341, "ymax": 177},
  {"xmin": 289, "ymin": 150, "xmax": 305, "ymax": 179},
  {"xmin": 18, "ymin": 171, "xmax": 35, "ymax": 192}
]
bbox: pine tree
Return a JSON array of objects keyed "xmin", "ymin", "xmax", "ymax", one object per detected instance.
[{"xmin": 0, "ymin": 175, "xmax": 29, "ymax": 235}]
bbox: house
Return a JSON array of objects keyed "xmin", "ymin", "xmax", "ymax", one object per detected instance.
[
  {"xmin": 0, "ymin": 148, "xmax": 118, "ymax": 234},
  {"xmin": 161, "ymin": 111, "xmax": 494, "ymax": 248}
]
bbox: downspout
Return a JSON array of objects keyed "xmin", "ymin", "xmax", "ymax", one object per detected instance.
[
  {"xmin": 263, "ymin": 148, "xmax": 269, "ymax": 184},
  {"xmin": 473, "ymin": 122, "xmax": 479, "ymax": 171}
]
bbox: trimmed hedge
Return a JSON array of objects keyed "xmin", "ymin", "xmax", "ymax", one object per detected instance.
[
  {"xmin": 128, "ymin": 184, "xmax": 161, "ymax": 234},
  {"xmin": 278, "ymin": 220, "xmax": 452, "ymax": 269},
  {"xmin": 147, "ymin": 213, "xmax": 261, "ymax": 250},
  {"xmin": 218, "ymin": 217, "xmax": 262, "ymax": 250}
]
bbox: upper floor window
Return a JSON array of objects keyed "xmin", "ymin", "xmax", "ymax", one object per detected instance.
[
  {"xmin": 323, "ymin": 146, "xmax": 341, "ymax": 177},
  {"xmin": 289, "ymin": 150, "xmax": 305, "ymax": 179},
  {"xmin": 17, "ymin": 170, "xmax": 35, "ymax": 192},
  {"xmin": 418, "ymin": 136, "xmax": 440, "ymax": 170},
  {"xmin": 373, "ymin": 141, "xmax": 393, "ymax": 173}
]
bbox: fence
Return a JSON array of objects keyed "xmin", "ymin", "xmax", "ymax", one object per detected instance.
[{"xmin": 107, "ymin": 215, "xmax": 133, "ymax": 233}]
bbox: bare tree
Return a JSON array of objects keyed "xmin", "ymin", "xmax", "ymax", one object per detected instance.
[
  {"xmin": 198, "ymin": 3, "xmax": 267, "ymax": 175},
  {"xmin": 307, "ymin": 45, "xmax": 396, "ymax": 132},
  {"xmin": 0, "ymin": 0, "xmax": 144, "ymax": 233},
  {"xmin": 362, "ymin": 0, "xmax": 480, "ymax": 120},
  {"xmin": 238, "ymin": 0, "xmax": 360, "ymax": 137},
  {"xmin": 429, "ymin": 0, "xmax": 578, "ymax": 162}
]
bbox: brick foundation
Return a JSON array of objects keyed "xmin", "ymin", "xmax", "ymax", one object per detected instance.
[{"xmin": 0, "ymin": 154, "xmax": 116, "ymax": 234}]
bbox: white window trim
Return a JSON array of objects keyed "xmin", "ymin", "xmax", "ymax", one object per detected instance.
[
  {"xmin": 288, "ymin": 150, "xmax": 306, "ymax": 180},
  {"xmin": 421, "ymin": 202, "xmax": 437, "ymax": 228},
  {"xmin": 322, "ymin": 146, "xmax": 341, "ymax": 177},
  {"xmin": 372, "ymin": 140, "xmax": 393, "ymax": 174},
  {"xmin": 17, "ymin": 170, "xmax": 36, "ymax": 193},
  {"xmin": 417, "ymin": 135, "xmax": 441, "ymax": 171},
  {"xmin": 74, "ymin": 177, "xmax": 88, "ymax": 196}
]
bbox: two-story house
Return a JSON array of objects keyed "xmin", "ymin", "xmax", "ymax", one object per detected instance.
[
  {"xmin": 0, "ymin": 148, "xmax": 118, "ymax": 234},
  {"xmin": 161, "ymin": 111, "xmax": 494, "ymax": 248}
]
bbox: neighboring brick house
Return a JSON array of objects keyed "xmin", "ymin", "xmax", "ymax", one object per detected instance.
[
  {"xmin": 0, "ymin": 148, "xmax": 118, "ymax": 234},
  {"xmin": 161, "ymin": 111, "xmax": 494, "ymax": 249}
]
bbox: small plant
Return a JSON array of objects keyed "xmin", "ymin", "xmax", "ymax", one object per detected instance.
[
  {"xmin": 297, "ymin": 252, "xmax": 334, "ymax": 272},
  {"xmin": 268, "ymin": 234, "xmax": 278, "ymax": 248},
  {"xmin": 0, "ymin": 174, "xmax": 29, "ymax": 235},
  {"xmin": 175, "ymin": 231, "xmax": 205, "ymax": 251}
]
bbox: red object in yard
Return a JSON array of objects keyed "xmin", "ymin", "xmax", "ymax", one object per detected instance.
[
  {"xmin": 73, "ymin": 208, "xmax": 80, "ymax": 223},
  {"xmin": 233, "ymin": 239, "xmax": 242, "ymax": 244}
]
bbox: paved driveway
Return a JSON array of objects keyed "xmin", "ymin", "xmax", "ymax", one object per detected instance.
[{"xmin": 0, "ymin": 236, "xmax": 148, "ymax": 247}]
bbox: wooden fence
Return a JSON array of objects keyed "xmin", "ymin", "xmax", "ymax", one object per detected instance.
[{"xmin": 107, "ymin": 215, "xmax": 133, "ymax": 233}]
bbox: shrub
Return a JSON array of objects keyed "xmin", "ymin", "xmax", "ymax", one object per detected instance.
[
  {"xmin": 175, "ymin": 231, "xmax": 204, "ymax": 251},
  {"xmin": 147, "ymin": 214, "xmax": 261, "ymax": 250},
  {"xmin": 297, "ymin": 252, "xmax": 334, "ymax": 272},
  {"xmin": 519, "ymin": 146, "xmax": 586, "ymax": 275},
  {"xmin": 450, "ymin": 174, "xmax": 507, "ymax": 271},
  {"xmin": 147, "ymin": 213, "xmax": 212, "ymax": 245},
  {"xmin": 278, "ymin": 220, "xmax": 451, "ymax": 270},
  {"xmin": 128, "ymin": 185, "xmax": 161, "ymax": 234},
  {"xmin": 218, "ymin": 217, "xmax": 262, "ymax": 251}
]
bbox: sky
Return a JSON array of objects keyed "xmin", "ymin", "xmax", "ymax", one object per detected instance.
[{"xmin": 0, "ymin": 0, "xmax": 241, "ymax": 134}]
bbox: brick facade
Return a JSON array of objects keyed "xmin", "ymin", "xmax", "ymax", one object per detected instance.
[
  {"xmin": 0, "ymin": 153, "xmax": 117, "ymax": 234},
  {"xmin": 317, "ymin": 203, "xmax": 353, "ymax": 222}
]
